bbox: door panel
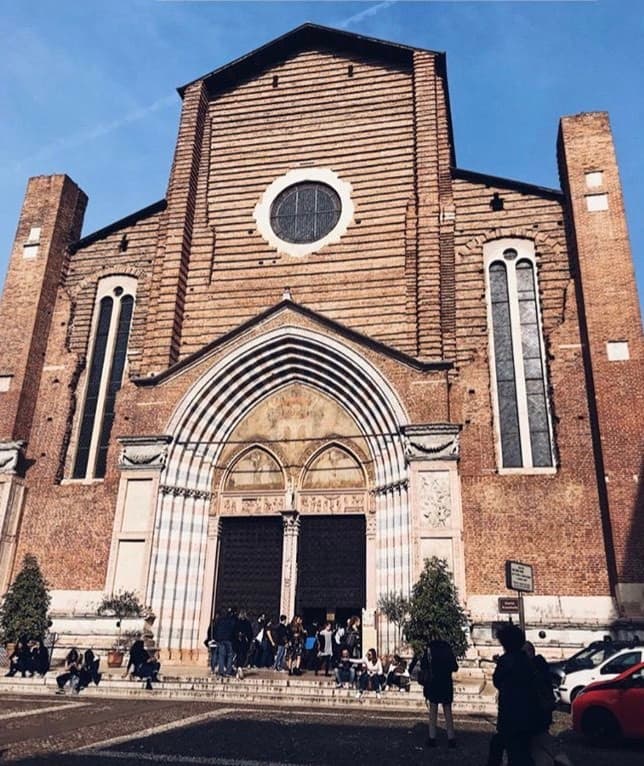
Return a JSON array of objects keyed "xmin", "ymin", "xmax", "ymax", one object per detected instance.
[
  {"xmin": 215, "ymin": 516, "xmax": 283, "ymax": 620},
  {"xmin": 295, "ymin": 515, "xmax": 365, "ymax": 619}
]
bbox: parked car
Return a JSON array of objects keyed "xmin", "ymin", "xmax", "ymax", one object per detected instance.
[
  {"xmin": 548, "ymin": 638, "xmax": 636, "ymax": 689},
  {"xmin": 572, "ymin": 661, "xmax": 644, "ymax": 741},
  {"xmin": 559, "ymin": 646, "xmax": 644, "ymax": 705}
]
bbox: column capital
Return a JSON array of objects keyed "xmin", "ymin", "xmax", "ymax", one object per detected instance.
[
  {"xmin": 117, "ymin": 434, "xmax": 172, "ymax": 470},
  {"xmin": 401, "ymin": 423, "xmax": 461, "ymax": 461},
  {"xmin": 0, "ymin": 440, "xmax": 26, "ymax": 475},
  {"xmin": 281, "ymin": 510, "xmax": 300, "ymax": 535}
]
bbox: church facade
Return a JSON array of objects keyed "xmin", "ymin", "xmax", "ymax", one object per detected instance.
[{"xmin": 0, "ymin": 24, "xmax": 642, "ymax": 658}]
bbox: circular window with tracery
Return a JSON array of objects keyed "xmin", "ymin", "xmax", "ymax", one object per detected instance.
[
  {"xmin": 254, "ymin": 168, "xmax": 354, "ymax": 257},
  {"xmin": 270, "ymin": 182, "xmax": 341, "ymax": 244}
]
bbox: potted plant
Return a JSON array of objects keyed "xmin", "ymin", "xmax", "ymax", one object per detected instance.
[{"xmin": 97, "ymin": 591, "xmax": 143, "ymax": 668}]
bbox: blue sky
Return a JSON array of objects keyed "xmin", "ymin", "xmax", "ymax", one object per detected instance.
[{"xmin": 1, "ymin": 0, "xmax": 642, "ymax": 311}]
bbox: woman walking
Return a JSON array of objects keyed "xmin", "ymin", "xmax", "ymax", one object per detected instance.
[{"xmin": 417, "ymin": 636, "xmax": 459, "ymax": 748}]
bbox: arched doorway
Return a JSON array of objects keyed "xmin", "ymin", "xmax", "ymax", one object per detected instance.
[{"xmin": 147, "ymin": 326, "xmax": 410, "ymax": 654}]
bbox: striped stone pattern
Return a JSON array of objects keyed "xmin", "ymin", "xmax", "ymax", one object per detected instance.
[{"xmin": 148, "ymin": 326, "xmax": 410, "ymax": 650}]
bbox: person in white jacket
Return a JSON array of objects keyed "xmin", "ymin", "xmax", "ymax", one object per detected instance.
[{"xmin": 356, "ymin": 648, "xmax": 383, "ymax": 698}]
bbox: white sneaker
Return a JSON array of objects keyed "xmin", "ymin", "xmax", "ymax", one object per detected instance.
[
  {"xmin": 355, "ymin": 691, "xmax": 362, "ymax": 699},
  {"xmin": 376, "ymin": 692, "xmax": 381, "ymax": 699},
  {"xmin": 236, "ymin": 667, "xmax": 244, "ymax": 680}
]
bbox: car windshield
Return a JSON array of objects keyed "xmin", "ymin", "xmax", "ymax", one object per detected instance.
[{"xmin": 569, "ymin": 644, "xmax": 618, "ymax": 668}]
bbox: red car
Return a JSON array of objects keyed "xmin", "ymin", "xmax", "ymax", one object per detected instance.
[{"xmin": 572, "ymin": 661, "xmax": 644, "ymax": 741}]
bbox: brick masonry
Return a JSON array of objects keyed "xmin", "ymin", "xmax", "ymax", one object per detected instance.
[{"xmin": 0, "ymin": 27, "xmax": 641, "ymax": 644}]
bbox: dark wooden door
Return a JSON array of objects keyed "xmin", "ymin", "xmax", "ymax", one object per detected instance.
[
  {"xmin": 215, "ymin": 516, "xmax": 283, "ymax": 620},
  {"xmin": 295, "ymin": 515, "xmax": 365, "ymax": 619}
]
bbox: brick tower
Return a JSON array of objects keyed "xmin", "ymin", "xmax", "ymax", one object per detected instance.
[{"xmin": 558, "ymin": 112, "xmax": 644, "ymax": 618}]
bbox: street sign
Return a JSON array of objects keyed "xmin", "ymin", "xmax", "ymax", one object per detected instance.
[
  {"xmin": 498, "ymin": 596, "xmax": 520, "ymax": 613},
  {"xmin": 505, "ymin": 560, "xmax": 534, "ymax": 592}
]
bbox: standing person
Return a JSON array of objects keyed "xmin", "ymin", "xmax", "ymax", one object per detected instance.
[
  {"xmin": 248, "ymin": 613, "xmax": 265, "ymax": 668},
  {"xmin": 235, "ymin": 610, "xmax": 253, "ymax": 674},
  {"xmin": 204, "ymin": 613, "xmax": 219, "ymax": 675},
  {"xmin": 287, "ymin": 616, "xmax": 306, "ymax": 676},
  {"xmin": 215, "ymin": 607, "xmax": 237, "ymax": 678},
  {"xmin": 489, "ymin": 624, "xmax": 541, "ymax": 766},
  {"xmin": 272, "ymin": 614, "xmax": 290, "ymax": 671},
  {"xmin": 315, "ymin": 621, "xmax": 334, "ymax": 676},
  {"xmin": 416, "ymin": 636, "xmax": 459, "ymax": 748},
  {"xmin": 345, "ymin": 616, "xmax": 361, "ymax": 658}
]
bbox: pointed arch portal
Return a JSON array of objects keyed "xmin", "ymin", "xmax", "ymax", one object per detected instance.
[{"xmin": 146, "ymin": 326, "xmax": 411, "ymax": 652}]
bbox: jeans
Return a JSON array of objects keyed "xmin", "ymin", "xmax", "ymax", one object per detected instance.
[
  {"xmin": 334, "ymin": 667, "xmax": 355, "ymax": 685},
  {"xmin": 209, "ymin": 644, "xmax": 218, "ymax": 673},
  {"xmin": 274, "ymin": 644, "xmax": 287, "ymax": 670},
  {"xmin": 217, "ymin": 640, "xmax": 233, "ymax": 676}
]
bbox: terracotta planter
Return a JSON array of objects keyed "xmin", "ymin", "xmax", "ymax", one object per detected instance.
[{"xmin": 107, "ymin": 650, "xmax": 124, "ymax": 668}]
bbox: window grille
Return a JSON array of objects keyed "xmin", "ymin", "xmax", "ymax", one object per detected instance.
[
  {"xmin": 73, "ymin": 279, "xmax": 136, "ymax": 479},
  {"xmin": 270, "ymin": 182, "xmax": 341, "ymax": 244},
  {"xmin": 487, "ymin": 244, "xmax": 554, "ymax": 469}
]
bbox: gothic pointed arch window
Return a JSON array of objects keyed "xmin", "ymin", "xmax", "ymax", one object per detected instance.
[
  {"xmin": 224, "ymin": 447, "xmax": 285, "ymax": 491},
  {"xmin": 302, "ymin": 444, "xmax": 366, "ymax": 490},
  {"xmin": 72, "ymin": 276, "xmax": 136, "ymax": 479},
  {"xmin": 485, "ymin": 240, "xmax": 555, "ymax": 471}
]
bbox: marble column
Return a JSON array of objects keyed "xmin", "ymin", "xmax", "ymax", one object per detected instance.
[{"xmin": 279, "ymin": 511, "xmax": 300, "ymax": 618}]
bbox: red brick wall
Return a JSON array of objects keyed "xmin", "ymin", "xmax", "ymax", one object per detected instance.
[{"xmin": 558, "ymin": 112, "xmax": 644, "ymax": 588}]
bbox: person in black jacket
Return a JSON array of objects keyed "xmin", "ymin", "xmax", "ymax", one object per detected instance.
[
  {"xmin": 489, "ymin": 624, "xmax": 541, "ymax": 766},
  {"xmin": 31, "ymin": 638, "xmax": 50, "ymax": 676},
  {"xmin": 214, "ymin": 607, "xmax": 237, "ymax": 677},
  {"xmin": 6, "ymin": 637, "xmax": 33, "ymax": 677},
  {"xmin": 78, "ymin": 649, "xmax": 101, "ymax": 689},
  {"xmin": 418, "ymin": 637, "xmax": 459, "ymax": 748}
]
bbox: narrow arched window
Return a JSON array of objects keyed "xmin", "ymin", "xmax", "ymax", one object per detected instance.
[
  {"xmin": 485, "ymin": 242, "xmax": 554, "ymax": 470},
  {"xmin": 73, "ymin": 277, "xmax": 136, "ymax": 479}
]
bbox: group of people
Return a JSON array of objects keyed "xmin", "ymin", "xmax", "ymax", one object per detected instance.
[
  {"xmin": 54, "ymin": 635, "xmax": 160, "ymax": 693},
  {"xmin": 55, "ymin": 647, "xmax": 102, "ymax": 694},
  {"xmin": 204, "ymin": 609, "xmax": 363, "ymax": 679},
  {"xmin": 413, "ymin": 623, "xmax": 562, "ymax": 765},
  {"xmin": 5, "ymin": 636, "xmax": 50, "ymax": 678}
]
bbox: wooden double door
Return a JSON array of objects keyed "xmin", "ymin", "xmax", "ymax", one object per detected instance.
[{"xmin": 214, "ymin": 514, "xmax": 365, "ymax": 624}]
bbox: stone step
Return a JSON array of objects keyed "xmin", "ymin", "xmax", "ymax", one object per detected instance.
[{"xmin": 0, "ymin": 673, "xmax": 497, "ymax": 714}]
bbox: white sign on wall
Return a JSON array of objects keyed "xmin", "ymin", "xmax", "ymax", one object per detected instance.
[{"xmin": 505, "ymin": 560, "xmax": 534, "ymax": 592}]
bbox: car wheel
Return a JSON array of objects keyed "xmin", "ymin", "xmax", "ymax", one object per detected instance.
[
  {"xmin": 581, "ymin": 707, "xmax": 621, "ymax": 743},
  {"xmin": 570, "ymin": 686, "xmax": 585, "ymax": 704}
]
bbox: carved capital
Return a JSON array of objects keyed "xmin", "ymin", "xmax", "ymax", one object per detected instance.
[
  {"xmin": 160, "ymin": 484, "xmax": 213, "ymax": 501},
  {"xmin": 402, "ymin": 424, "xmax": 461, "ymax": 461},
  {"xmin": 0, "ymin": 441, "xmax": 26, "ymax": 476},
  {"xmin": 118, "ymin": 435, "xmax": 172, "ymax": 471},
  {"xmin": 281, "ymin": 511, "xmax": 300, "ymax": 535}
]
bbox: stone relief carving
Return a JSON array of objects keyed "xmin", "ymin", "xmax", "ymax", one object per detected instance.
[
  {"xmin": 220, "ymin": 496, "xmax": 284, "ymax": 516},
  {"xmin": 419, "ymin": 472, "xmax": 452, "ymax": 528},
  {"xmin": 402, "ymin": 424, "xmax": 461, "ymax": 461},
  {"xmin": 298, "ymin": 493, "xmax": 367, "ymax": 515},
  {"xmin": 0, "ymin": 441, "xmax": 25, "ymax": 475},
  {"xmin": 118, "ymin": 435, "xmax": 171, "ymax": 471},
  {"xmin": 160, "ymin": 485, "xmax": 213, "ymax": 501}
]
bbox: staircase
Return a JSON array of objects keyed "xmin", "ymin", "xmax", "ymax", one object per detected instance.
[{"xmin": 0, "ymin": 667, "xmax": 497, "ymax": 714}]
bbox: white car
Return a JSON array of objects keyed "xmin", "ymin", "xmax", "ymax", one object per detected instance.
[{"xmin": 559, "ymin": 646, "xmax": 644, "ymax": 705}]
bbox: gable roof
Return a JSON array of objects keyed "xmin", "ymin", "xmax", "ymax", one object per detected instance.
[
  {"xmin": 178, "ymin": 22, "xmax": 442, "ymax": 98},
  {"xmin": 134, "ymin": 299, "xmax": 452, "ymax": 387}
]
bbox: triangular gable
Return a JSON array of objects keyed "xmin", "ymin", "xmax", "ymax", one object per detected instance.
[
  {"xmin": 134, "ymin": 299, "xmax": 451, "ymax": 387},
  {"xmin": 178, "ymin": 22, "xmax": 442, "ymax": 98}
]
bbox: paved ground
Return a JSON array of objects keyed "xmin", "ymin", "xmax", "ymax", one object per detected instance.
[{"xmin": 0, "ymin": 694, "xmax": 643, "ymax": 765}]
